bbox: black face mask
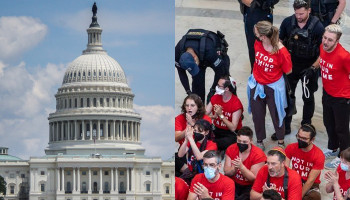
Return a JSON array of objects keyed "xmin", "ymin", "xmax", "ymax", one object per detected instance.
[
  {"xmin": 237, "ymin": 143, "xmax": 249, "ymax": 153},
  {"xmin": 194, "ymin": 132, "xmax": 205, "ymax": 142},
  {"xmin": 297, "ymin": 139, "xmax": 310, "ymax": 149}
]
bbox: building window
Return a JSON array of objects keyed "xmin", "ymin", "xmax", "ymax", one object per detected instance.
[
  {"xmin": 82, "ymin": 171, "xmax": 86, "ymax": 175},
  {"xmin": 41, "ymin": 184, "xmax": 45, "ymax": 192},
  {"xmin": 21, "ymin": 174, "xmax": 25, "ymax": 178},
  {"xmin": 93, "ymin": 171, "xmax": 98, "ymax": 176},
  {"xmin": 69, "ymin": 99, "xmax": 72, "ymax": 108},
  {"xmin": 166, "ymin": 186, "xmax": 170, "ymax": 194},
  {"xmin": 146, "ymin": 171, "xmax": 150, "ymax": 175},
  {"xmin": 106, "ymin": 98, "xmax": 109, "ymax": 107},
  {"xmin": 67, "ymin": 182, "xmax": 71, "ymax": 192},
  {"xmin": 120, "ymin": 171, "xmax": 124, "ymax": 176},
  {"xmin": 81, "ymin": 98, "xmax": 84, "ymax": 108},
  {"xmin": 75, "ymin": 98, "xmax": 77, "ymax": 108},
  {"xmin": 165, "ymin": 174, "xmax": 169, "ymax": 178},
  {"xmin": 66, "ymin": 171, "xmax": 71, "ymax": 176},
  {"xmin": 41, "ymin": 171, "xmax": 45, "ymax": 175},
  {"xmin": 100, "ymin": 98, "xmax": 103, "ymax": 106},
  {"xmin": 82, "ymin": 182, "xmax": 87, "ymax": 192},
  {"xmin": 9, "ymin": 173, "xmax": 15, "ymax": 178},
  {"xmin": 104, "ymin": 182, "xmax": 109, "ymax": 192},
  {"xmin": 104, "ymin": 171, "xmax": 109, "ymax": 176},
  {"xmin": 10, "ymin": 185, "xmax": 14, "ymax": 194},
  {"xmin": 146, "ymin": 183, "xmax": 151, "ymax": 192},
  {"xmin": 93, "ymin": 98, "xmax": 97, "ymax": 107},
  {"xmin": 87, "ymin": 98, "xmax": 90, "ymax": 107}
]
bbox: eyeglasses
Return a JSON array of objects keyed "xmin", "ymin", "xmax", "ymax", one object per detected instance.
[
  {"xmin": 203, "ymin": 163, "xmax": 218, "ymax": 168},
  {"xmin": 296, "ymin": 134, "xmax": 310, "ymax": 141}
]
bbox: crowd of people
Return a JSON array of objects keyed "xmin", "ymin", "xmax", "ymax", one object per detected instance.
[{"xmin": 175, "ymin": 0, "xmax": 349, "ymax": 199}]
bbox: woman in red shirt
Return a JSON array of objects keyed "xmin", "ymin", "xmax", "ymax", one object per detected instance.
[
  {"xmin": 175, "ymin": 94, "xmax": 212, "ymax": 178},
  {"xmin": 248, "ymin": 21, "xmax": 292, "ymax": 150},
  {"xmin": 178, "ymin": 119, "xmax": 218, "ymax": 183},
  {"xmin": 325, "ymin": 147, "xmax": 350, "ymax": 200}
]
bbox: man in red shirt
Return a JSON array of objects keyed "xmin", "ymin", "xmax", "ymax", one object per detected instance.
[
  {"xmin": 251, "ymin": 147, "xmax": 302, "ymax": 200},
  {"xmin": 224, "ymin": 126, "xmax": 266, "ymax": 199},
  {"xmin": 188, "ymin": 150, "xmax": 235, "ymax": 200},
  {"xmin": 314, "ymin": 24, "xmax": 350, "ymax": 169},
  {"xmin": 285, "ymin": 124, "xmax": 325, "ymax": 200}
]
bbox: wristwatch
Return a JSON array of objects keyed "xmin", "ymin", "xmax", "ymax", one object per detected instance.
[{"xmin": 219, "ymin": 114, "xmax": 224, "ymax": 119}]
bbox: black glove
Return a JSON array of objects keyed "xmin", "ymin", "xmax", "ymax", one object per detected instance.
[{"xmin": 301, "ymin": 66, "xmax": 317, "ymax": 79}]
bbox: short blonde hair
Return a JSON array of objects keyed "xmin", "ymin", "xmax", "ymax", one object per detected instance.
[{"xmin": 325, "ymin": 24, "xmax": 342, "ymax": 40}]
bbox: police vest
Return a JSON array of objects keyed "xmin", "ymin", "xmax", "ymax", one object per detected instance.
[
  {"xmin": 311, "ymin": 0, "xmax": 339, "ymax": 18},
  {"xmin": 284, "ymin": 15, "xmax": 320, "ymax": 59},
  {"xmin": 179, "ymin": 29, "xmax": 228, "ymax": 62}
]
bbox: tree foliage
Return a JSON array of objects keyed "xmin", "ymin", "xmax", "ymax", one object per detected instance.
[{"xmin": 0, "ymin": 175, "xmax": 6, "ymax": 196}]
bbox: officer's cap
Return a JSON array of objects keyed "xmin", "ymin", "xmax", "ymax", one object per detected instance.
[{"xmin": 179, "ymin": 52, "xmax": 199, "ymax": 77}]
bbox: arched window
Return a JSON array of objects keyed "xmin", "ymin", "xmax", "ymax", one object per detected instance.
[
  {"xmin": 87, "ymin": 98, "xmax": 90, "ymax": 107},
  {"xmin": 81, "ymin": 98, "xmax": 84, "ymax": 108},
  {"xmin": 100, "ymin": 124, "xmax": 104, "ymax": 137},
  {"xmin": 86, "ymin": 124, "xmax": 90, "ymax": 137},
  {"xmin": 93, "ymin": 98, "xmax": 97, "ymax": 107},
  {"xmin": 75, "ymin": 98, "xmax": 77, "ymax": 108},
  {"xmin": 100, "ymin": 98, "xmax": 103, "ymax": 107},
  {"xmin": 119, "ymin": 182, "xmax": 125, "ymax": 193}
]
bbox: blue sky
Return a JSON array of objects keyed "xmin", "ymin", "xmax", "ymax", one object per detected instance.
[{"xmin": 0, "ymin": 1, "xmax": 175, "ymax": 160}]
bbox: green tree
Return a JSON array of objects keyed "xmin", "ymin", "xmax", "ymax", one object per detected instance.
[{"xmin": 0, "ymin": 175, "xmax": 6, "ymax": 196}]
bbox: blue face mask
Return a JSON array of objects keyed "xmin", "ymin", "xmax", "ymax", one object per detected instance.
[
  {"xmin": 340, "ymin": 162, "xmax": 350, "ymax": 172},
  {"xmin": 204, "ymin": 167, "xmax": 217, "ymax": 180}
]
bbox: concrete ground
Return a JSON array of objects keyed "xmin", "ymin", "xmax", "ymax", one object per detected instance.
[{"xmin": 175, "ymin": 0, "xmax": 350, "ymax": 199}]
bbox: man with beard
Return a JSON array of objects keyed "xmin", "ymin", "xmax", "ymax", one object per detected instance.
[
  {"xmin": 224, "ymin": 126, "xmax": 266, "ymax": 200},
  {"xmin": 250, "ymin": 147, "xmax": 302, "ymax": 200},
  {"xmin": 285, "ymin": 124, "xmax": 325, "ymax": 200},
  {"xmin": 314, "ymin": 24, "xmax": 350, "ymax": 169},
  {"xmin": 276, "ymin": 0, "xmax": 324, "ymax": 141},
  {"xmin": 188, "ymin": 150, "xmax": 235, "ymax": 200}
]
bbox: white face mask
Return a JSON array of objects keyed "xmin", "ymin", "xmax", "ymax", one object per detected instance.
[{"xmin": 215, "ymin": 86, "xmax": 225, "ymax": 95}]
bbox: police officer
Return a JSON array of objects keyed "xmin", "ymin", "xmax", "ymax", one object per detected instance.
[
  {"xmin": 238, "ymin": 0, "xmax": 278, "ymax": 70},
  {"xmin": 175, "ymin": 29, "xmax": 230, "ymax": 104},
  {"xmin": 311, "ymin": 0, "xmax": 346, "ymax": 27},
  {"xmin": 277, "ymin": 0, "xmax": 324, "ymax": 140}
]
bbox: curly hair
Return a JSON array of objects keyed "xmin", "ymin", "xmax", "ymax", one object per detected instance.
[{"xmin": 181, "ymin": 93, "xmax": 205, "ymax": 119}]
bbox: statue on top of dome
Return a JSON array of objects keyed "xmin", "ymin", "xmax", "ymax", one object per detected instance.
[{"xmin": 92, "ymin": 2, "xmax": 97, "ymax": 16}]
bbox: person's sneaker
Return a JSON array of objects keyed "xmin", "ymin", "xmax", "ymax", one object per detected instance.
[
  {"xmin": 325, "ymin": 157, "xmax": 341, "ymax": 169},
  {"xmin": 323, "ymin": 149, "xmax": 339, "ymax": 159},
  {"xmin": 271, "ymin": 130, "xmax": 291, "ymax": 141},
  {"xmin": 256, "ymin": 141, "xmax": 265, "ymax": 151},
  {"xmin": 278, "ymin": 142, "xmax": 285, "ymax": 149}
]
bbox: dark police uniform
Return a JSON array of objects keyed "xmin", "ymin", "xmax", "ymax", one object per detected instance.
[
  {"xmin": 175, "ymin": 29, "xmax": 230, "ymax": 103},
  {"xmin": 279, "ymin": 15, "xmax": 324, "ymax": 132},
  {"xmin": 311, "ymin": 0, "xmax": 339, "ymax": 27},
  {"xmin": 239, "ymin": 0, "xmax": 277, "ymax": 70}
]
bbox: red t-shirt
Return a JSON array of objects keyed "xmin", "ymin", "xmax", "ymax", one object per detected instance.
[
  {"xmin": 190, "ymin": 173, "xmax": 235, "ymax": 200},
  {"xmin": 319, "ymin": 43, "xmax": 350, "ymax": 98},
  {"xmin": 333, "ymin": 165, "xmax": 350, "ymax": 200},
  {"xmin": 175, "ymin": 114, "xmax": 212, "ymax": 145},
  {"xmin": 253, "ymin": 40, "xmax": 292, "ymax": 85},
  {"xmin": 175, "ymin": 177, "xmax": 189, "ymax": 200},
  {"xmin": 225, "ymin": 143, "xmax": 267, "ymax": 185},
  {"xmin": 187, "ymin": 140, "xmax": 218, "ymax": 172},
  {"xmin": 285, "ymin": 143, "xmax": 325, "ymax": 184},
  {"xmin": 252, "ymin": 165, "xmax": 302, "ymax": 199},
  {"xmin": 210, "ymin": 94, "xmax": 243, "ymax": 130}
]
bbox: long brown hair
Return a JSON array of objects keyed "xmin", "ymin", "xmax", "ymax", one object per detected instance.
[
  {"xmin": 255, "ymin": 20, "xmax": 280, "ymax": 54},
  {"xmin": 181, "ymin": 94, "xmax": 205, "ymax": 119}
]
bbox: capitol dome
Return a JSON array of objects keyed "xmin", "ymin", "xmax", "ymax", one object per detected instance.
[{"xmin": 46, "ymin": 4, "xmax": 143, "ymax": 156}]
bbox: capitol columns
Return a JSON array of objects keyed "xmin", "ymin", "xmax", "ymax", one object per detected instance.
[
  {"xmin": 99, "ymin": 168, "xmax": 103, "ymax": 194},
  {"xmin": 88, "ymin": 168, "xmax": 92, "ymax": 194},
  {"xmin": 72, "ymin": 167, "xmax": 77, "ymax": 193},
  {"xmin": 77, "ymin": 168, "xmax": 81, "ymax": 193}
]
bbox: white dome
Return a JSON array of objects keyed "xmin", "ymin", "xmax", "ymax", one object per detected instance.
[{"xmin": 62, "ymin": 54, "xmax": 127, "ymax": 85}]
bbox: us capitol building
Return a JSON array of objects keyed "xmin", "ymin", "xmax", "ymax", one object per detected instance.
[{"xmin": 0, "ymin": 3, "xmax": 174, "ymax": 200}]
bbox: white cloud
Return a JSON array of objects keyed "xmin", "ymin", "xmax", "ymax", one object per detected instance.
[
  {"xmin": 0, "ymin": 61, "xmax": 6, "ymax": 76},
  {"xmin": 0, "ymin": 16, "xmax": 47, "ymax": 61},
  {"xmin": 134, "ymin": 104, "xmax": 175, "ymax": 160},
  {"xmin": 0, "ymin": 62, "xmax": 65, "ymax": 159},
  {"xmin": 55, "ymin": 9, "xmax": 173, "ymax": 35}
]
